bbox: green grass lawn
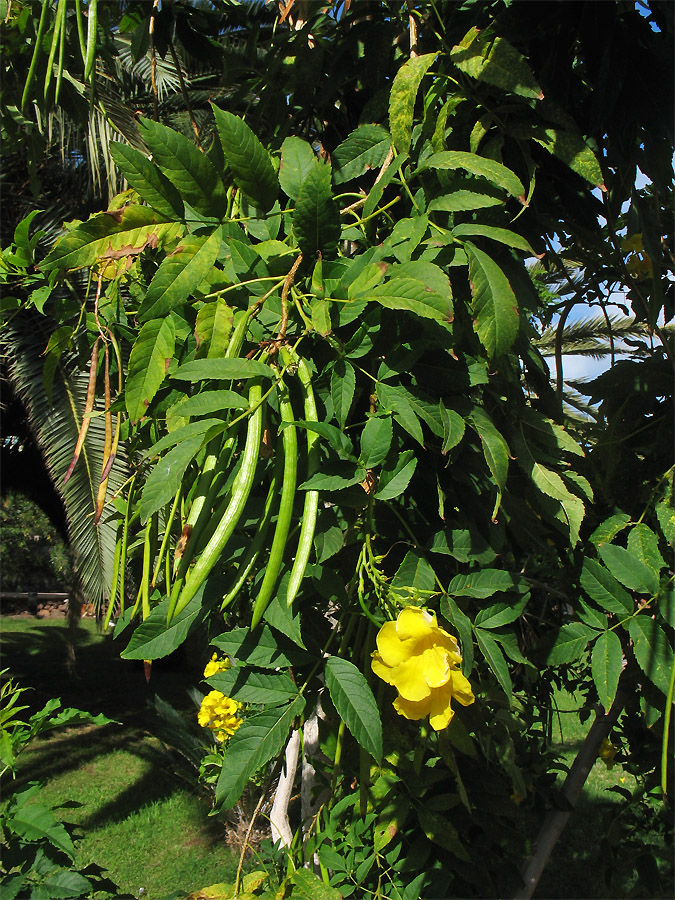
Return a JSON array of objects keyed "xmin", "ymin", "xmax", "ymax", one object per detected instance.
[{"xmin": 1, "ymin": 615, "xmax": 240, "ymax": 899}]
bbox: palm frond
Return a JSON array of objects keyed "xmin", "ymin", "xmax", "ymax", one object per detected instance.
[
  {"xmin": 534, "ymin": 314, "xmax": 651, "ymax": 357},
  {"xmin": 1, "ymin": 315, "xmax": 129, "ymax": 609}
]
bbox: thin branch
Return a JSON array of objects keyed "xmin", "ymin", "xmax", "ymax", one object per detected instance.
[{"xmin": 149, "ymin": 0, "xmax": 160, "ymax": 121}]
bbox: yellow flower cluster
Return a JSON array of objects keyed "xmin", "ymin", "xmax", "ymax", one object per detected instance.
[
  {"xmin": 198, "ymin": 690, "xmax": 242, "ymax": 742},
  {"xmin": 621, "ymin": 233, "xmax": 654, "ymax": 280},
  {"xmin": 598, "ymin": 737, "xmax": 617, "ymax": 770},
  {"xmin": 371, "ymin": 606, "xmax": 475, "ymax": 731},
  {"xmin": 203, "ymin": 653, "xmax": 231, "ymax": 679}
]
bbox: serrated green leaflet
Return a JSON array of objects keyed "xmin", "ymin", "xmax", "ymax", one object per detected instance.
[
  {"xmin": 279, "ymin": 136, "xmax": 317, "ymax": 200},
  {"xmin": 109, "ymin": 142, "xmax": 184, "ymax": 219},
  {"xmin": 325, "ymin": 656, "xmax": 382, "ymax": 762},
  {"xmin": 207, "ymin": 668, "xmax": 298, "ymax": 706},
  {"xmin": 440, "ymin": 597, "xmax": 473, "ymax": 675},
  {"xmin": 628, "ymin": 616, "xmax": 674, "ymax": 696},
  {"xmin": 377, "ymin": 383, "xmax": 424, "ymax": 446},
  {"xmin": 440, "ymin": 401, "xmax": 465, "ymax": 453},
  {"xmin": 467, "ymin": 408, "xmax": 509, "ymax": 489},
  {"xmin": 122, "ymin": 596, "xmax": 208, "ymax": 660},
  {"xmin": 580, "ymin": 558, "xmax": 633, "ymax": 615},
  {"xmin": 170, "ymin": 390, "xmax": 248, "ymax": 419},
  {"xmin": 627, "ymin": 524, "xmax": 666, "ymax": 577},
  {"xmin": 211, "ymin": 106, "xmax": 278, "ymax": 212},
  {"xmin": 599, "ymin": 544, "xmax": 659, "ymax": 596},
  {"xmin": 546, "ymin": 622, "xmax": 596, "ymax": 665},
  {"xmin": 195, "ymin": 299, "xmax": 234, "ymax": 359},
  {"xmin": 475, "ymin": 628, "xmax": 512, "ymax": 704},
  {"xmin": 392, "ymin": 551, "xmax": 437, "ymax": 594},
  {"xmin": 361, "ymin": 415, "xmax": 392, "ymax": 468},
  {"xmin": 144, "ymin": 419, "xmax": 224, "ymax": 459},
  {"xmin": 423, "ymin": 151, "xmax": 525, "ymax": 199},
  {"xmin": 138, "ymin": 229, "xmax": 222, "ymax": 321},
  {"xmin": 375, "ymin": 454, "xmax": 417, "ymax": 500},
  {"xmin": 126, "ymin": 317, "xmax": 175, "ymax": 422},
  {"xmin": 333, "ymin": 124, "xmax": 391, "ymax": 184},
  {"xmin": 428, "ymin": 190, "xmax": 504, "ymax": 213},
  {"xmin": 139, "ymin": 434, "xmax": 204, "ymax": 523},
  {"xmin": 291, "ymin": 868, "xmax": 343, "ymax": 900},
  {"xmin": 211, "ymin": 625, "xmax": 309, "ymax": 668},
  {"xmin": 293, "ymin": 161, "xmax": 340, "ymax": 259},
  {"xmin": 368, "ymin": 276, "xmax": 453, "ymax": 326},
  {"xmin": 331, "ymin": 359, "xmax": 356, "ymax": 429},
  {"xmin": 474, "ymin": 594, "xmax": 529, "ymax": 629},
  {"xmin": 139, "ymin": 117, "xmax": 228, "ymax": 219},
  {"xmin": 215, "ymin": 695, "xmax": 305, "ymax": 809},
  {"xmin": 450, "ymin": 26, "xmax": 542, "ymax": 100},
  {"xmin": 466, "ymin": 242, "xmax": 520, "ymax": 358},
  {"xmin": 448, "ymin": 569, "xmax": 523, "ymax": 599},
  {"xmin": 40, "ymin": 205, "xmax": 180, "ymax": 274},
  {"xmin": 389, "ymin": 53, "xmax": 437, "ymax": 154},
  {"xmin": 173, "ymin": 358, "xmax": 274, "ymax": 382},
  {"xmin": 589, "ymin": 513, "xmax": 631, "ymax": 547},
  {"xmin": 533, "ymin": 126, "xmax": 605, "ymax": 189},
  {"xmin": 591, "ymin": 630, "xmax": 623, "ymax": 711},
  {"xmin": 10, "ymin": 802, "xmax": 76, "ymax": 860},
  {"xmin": 451, "ymin": 223, "xmax": 535, "ymax": 254}
]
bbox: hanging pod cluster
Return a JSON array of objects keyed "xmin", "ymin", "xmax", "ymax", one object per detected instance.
[{"xmin": 104, "ymin": 313, "xmax": 320, "ymax": 632}]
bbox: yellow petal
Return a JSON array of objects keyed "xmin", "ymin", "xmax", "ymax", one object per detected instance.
[
  {"xmin": 393, "ymin": 693, "xmax": 433, "ymax": 722},
  {"xmin": 395, "ymin": 606, "xmax": 436, "ymax": 641},
  {"xmin": 449, "ymin": 669, "xmax": 475, "ymax": 706},
  {"xmin": 420, "ymin": 644, "xmax": 452, "ymax": 688},
  {"xmin": 371, "ymin": 651, "xmax": 396, "ymax": 685},
  {"xmin": 391, "ymin": 658, "xmax": 432, "ymax": 702},
  {"xmin": 427, "ymin": 686, "xmax": 456, "ymax": 730},
  {"xmin": 375, "ymin": 621, "xmax": 409, "ymax": 667}
]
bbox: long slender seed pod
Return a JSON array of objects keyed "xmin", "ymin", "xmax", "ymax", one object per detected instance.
[
  {"xmin": 152, "ymin": 488, "xmax": 181, "ymax": 587},
  {"xmin": 54, "ymin": 0, "xmax": 67, "ymax": 104},
  {"xmin": 74, "ymin": 0, "xmax": 86, "ymax": 62},
  {"xmin": 284, "ymin": 352, "xmax": 320, "ymax": 607},
  {"xmin": 21, "ymin": 0, "xmax": 50, "ymax": 112},
  {"xmin": 221, "ymin": 453, "xmax": 282, "ymax": 611},
  {"xmin": 64, "ymin": 338, "xmax": 99, "ymax": 485},
  {"xmin": 168, "ymin": 379, "xmax": 265, "ymax": 623},
  {"xmin": 102, "ymin": 529, "xmax": 123, "ymax": 630},
  {"xmin": 251, "ymin": 377, "xmax": 297, "ymax": 629},
  {"xmin": 141, "ymin": 515, "xmax": 155, "ymax": 620},
  {"xmin": 94, "ymin": 344, "xmax": 112, "ymax": 522},
  {"xmin": 84, "ymin": 0, "xmax": 98, "ymax": 83},
  {"xmin": 115, "ymin": 474, "xmax": 137, "ymax": 619},
  {"xmin": 44, "ymin": 0, "xmax": 66, "ymax": 100}
]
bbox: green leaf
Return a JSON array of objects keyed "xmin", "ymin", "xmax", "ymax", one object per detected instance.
[
  {"xmin": 377, "ymin": 383, "xmax": 424, "ymax": 446},
  {"xmin": 363, "ymin": 152, "xmax": 406, "ymax": 219},
  {"xmin": 467, "ymin": 408, "xmax": 509, "ymax": 489},
  {"xmin": 172, "ymin": 390, "xmax": 248, "ymax": 419},
  {"xmin": 591, "ymin": 630, "xmax": 623, "ymax": 711},
  {"xmin": 628, "ymin": 616, "xmax": 674, "ymax": 696},
  {"xmin": 627, "ymin": 524, "xmax": 666, "ymax": 577},
  {"xmin": 310, "ymin": 296, "xmax": 332, "ymax": 336},
  {"xmin": 299, "ymin": 467, "xmax": 365, "ymax": 492},
  {"xmin": 533, "ymin": 126, "xmax": 605, "ymax": 189},
  {"xmin": 139, "ymin": 434, "xmax": 204, "ymax": 523},
  {"xmin": 474, "ymin": 594, "xmax": 529, "ymax": 629},
  {"xmin": 546, "ymin": 622, "xmax": 596, "ymax": 665},
  {"xmin": 109, "ymin": 141, "xmax": 184, "ymax": 219},
  {"xmin": 172, "ymin": 358, "xmax": 274, "ymax": 382},
  {"xmin": 440, "ymin": 401, "xmax": 465, "ymax": 453},
  {"xmin": 448, "ymin": 569, "xmax": 523, "ymax": 599},
  {"xmin": 41, "ymin": 205, "xmax": 180, "ymax": 274},
  {"xmin": 126, "ymin": 317, "xmax": 175, "ymax": 422},
  {"xmin": 589, "ymin": 513, "xmax": 631, "ymax": 547},
  {"xmin": 389, "ymin": 52, "xmax": 437, "ymax": 154},
  {"xmin": 656, "ymin": 498, "xmax": 675, "ymax": 547},
  {"xmin": 423, "ymin": 151, "xmax": 525, "ymax": 200},
  {"xmin": 428, "ymin": 188, "xmax": 504, "ymax": 213},
  {"xmin": 325, "ymin": 656, "xmax": 382, "ymax": 762},
  {"xmin": 440, "ymin": 596, "xmax": 474, "ymax": 675},
  {"xmin": 368, "ymin": 276, "xmax": 453, "ymax": 326},
  {"xmin": 375, "ymin": 453, "xmax": 417, "ymax": 500},
  {"xmin": 211, "ymin": 625, "xmax": 309, "ymax": 668},
  {"xmin": 361, "ymin": 415, "xmax": 393, "ymax": 468},
  {"xmin": 333, "ymin": 125, "xmax": 392, "ymax": 184},
  {"xmin": 475, "ymin": 628, "xmax": 512, "ymax": 703},
  {"xmin": 138, "ymin": 229, "xmax": 222, "ymax": 321},
  {"xmin": 392, "ymin": 551, "xmax": 437, "ymax": 595},
  {"xmin": 450, "ymin": 26, "xmax": 543, "ymax": 100},
  {"xmin": 211, "ymin": 106, "xmax": 278, "ymax": 213},
  {"xmin": 144, "ymin": 419, "xmax": 224, "ymax": 459},
  {"xmin": 417, "ymin": 807, "xmax": 471, "ymax": 862},
  {"xmin": 207, "ymin": 668, "xmax": 298, "ymax": 706},
  {"xmin": 41, "ymin": 870, "xmax": 93, "ymax": 896},
  {"xmin": 466, "ymin": 242, "xmax": 520, "ymax": 358},
  {"xmin": 292, "ymin": 419, "xmax": 353, "ymax": 456},
  {"xmin": 599, "ymin": 544, "xmax": 659, "ymax": 596},
  {"xmin": 215, "ymin": 695, "xmax": 305, "ymax": 809},
  {"xmin": 451, "ymin": 223, "xmax": 535, "ymax": 255},
  {"xmin": 331, "ymin": 359, "xmax": 356, "ymax": 429},
  {"xmin": 293, "ymin": 162, "xmax": 340, "ymax": 259},
  {"xmin": 9, "ymin": 801, "xmax": 75, "ymax": 859},
  {"xmin": 580, "ymin": 559, "xmax": 633, "ymax": 615},
  {"xmin": 279, "ymin": 137, "xmax": 317, "ymax": 200},
  {"xmin": 122, "ymin": 595, "xmax": 208, "ymax": 660},
  {"xmin": 138, "ymin": 117, "xmax": 228, "ymax": 218},
  {"xmin": 290, "ymin": 867, "xmax": 343, "ymax": 900}
]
